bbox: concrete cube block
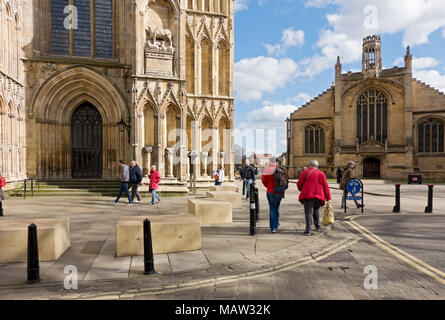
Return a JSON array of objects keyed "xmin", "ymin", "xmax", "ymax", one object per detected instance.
[
  {"xmin": 0, "ymin": 218, "xmax": 71, "ymax": 263},
  {"xmin": 209, "ymin": 185, "xmax": 239, "ymax": 193},
  {"xmin": 188, "ymin": 198, "xmax": 232, "ymax": 225},
  {"xmin": 206, "ymin": 191, "xmax": 242, "ymax": 209},
  {"xmin": 116, "ymin": 214, "xmax": 201, "ymax": 257}
]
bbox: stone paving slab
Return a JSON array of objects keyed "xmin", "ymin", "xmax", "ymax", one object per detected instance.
[
  {"xmin": 1, "ymin": 180, "xmax": 445, "ymax": 299},
  {"xmin": 169, "ymin": 251, "xmax": 210, "ymax": 273}
]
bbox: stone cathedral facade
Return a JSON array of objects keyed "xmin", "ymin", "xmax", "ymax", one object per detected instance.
[
  {"xmin": 0, "ymin": 0, "xmax": 235, "ymax": 185},
  {"xmin": 287, "ymin": 36, "xmax": 445, "ymax": 180}
]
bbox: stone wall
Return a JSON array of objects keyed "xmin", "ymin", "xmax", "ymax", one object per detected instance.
[
  {"xmin": 0, "ymin": 0, "xmax": 26, "ymax": 183},
  {"xmin": 12, "ymin": 0, "xmax": 235, "ymax": 183}
]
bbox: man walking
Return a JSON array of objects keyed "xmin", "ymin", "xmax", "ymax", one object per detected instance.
[
  {"xmin": 262, "ymin": 158, "xmax": 288, "ymax": 233},
  {"xmin": 149, "ymin": 165, "xmax": 162, "ymax": 205},
  {"xmin": 129, "ymin": 160, "xmax": 143, "ymax": 203},
  {"xmin": 340, "ymin": 161, "xmax": 364, "ymax": 209},
  {"xmin": 243, "ymin": 160, "xmax": 256, "ymax": 199},
  {"xmin": 297, "ymin": 160, "xmax": 331, "ymax": 236},
  {"xmin": 113, "ymin": 160, "xmax": 132, "ymax": 206}
]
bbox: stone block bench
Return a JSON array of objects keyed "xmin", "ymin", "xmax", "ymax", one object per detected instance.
[
  {"xmin": 116, "ymin": 214, "xmax": 201, "ymax": 257},
  {"xmin": 206, "ymin": 191, "xmax": 242, "ymax": 209},
  {"xmin": 209, "ymin": 185, "xmax": 239, "ymax": 193},
  {"xmin": 188, "ymin": 198, "xmax": 232, "ymax": 225},
  {"xmin": 0, "ymin": 218, "xmax": 70, "ymax": 264}
]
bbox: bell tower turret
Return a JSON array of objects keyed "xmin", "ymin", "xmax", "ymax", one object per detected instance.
[{"xmin": 362, "ymin": 35, "xmax": 382, "ymax": 78}]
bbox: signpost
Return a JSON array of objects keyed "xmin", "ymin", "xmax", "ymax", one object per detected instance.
[{"xmin": 344, "ymin": 178, "xmax": 364, "ymax": 214}]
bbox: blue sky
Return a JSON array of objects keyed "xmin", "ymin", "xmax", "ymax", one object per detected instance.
[{"xmin": 233, "ymin": 0, "xmax": 445, "ymax": 155}]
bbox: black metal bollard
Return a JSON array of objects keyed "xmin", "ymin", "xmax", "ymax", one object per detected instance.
[
  {"xmin": 24, "ymin": 179, "xmax": 27, "ymax": 200},
  {"xmin": 0, "ymin": 201, "xmax": 3, "ymax": 217},
  {"xmin": 27, "ymin": 224, "xmax": 41, "ymax": 284},
  {"xmin": 250, "ymin": 187, "xmax": 256, "ymax": 236},
  {"xmin": 425, "ymin": 185, "xmax": 434, "ymax": 214},
  {"xmin": 254, "ymin": 187, "xmax": 260, "ymax": 222},
  {"xmin": 143, "ymin": 219, "xmax": 155, "ymax": 275},
  {"xmin": 393, "ymin": 184, "xmax": 401, "ymax": 213},
  {"xmin": 242, "ymin": 180, "xmax": 246, "ymax": 196}
]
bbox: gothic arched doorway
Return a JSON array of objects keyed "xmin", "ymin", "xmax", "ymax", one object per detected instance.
[
  {"xmin": 71, "ymin": 103, "xmax": 103, "ymax": 178},
  {"xmin": 363, "ymin": 158, "xmax": 381, "ymax": 178}
]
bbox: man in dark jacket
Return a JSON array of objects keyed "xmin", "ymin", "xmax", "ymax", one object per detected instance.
[
  {"xmin": 340, "ymin": 161, "xmax": 364, "ymax": 209},
  {"xmin": 243, "ymin": 160, "xmax": 256, "ymax": 199},
  {"xmin": 129, "ymin": 160, "xmax": 143, "ymax": 203}
]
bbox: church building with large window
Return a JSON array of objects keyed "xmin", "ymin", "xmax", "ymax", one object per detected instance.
[
  {"xmin": 1, "ymin": 0, "xmax": 235, "ymax": 187},
  {"xmin": 286, "ymin": 35, "xmax": 445, "ymax": 180}
]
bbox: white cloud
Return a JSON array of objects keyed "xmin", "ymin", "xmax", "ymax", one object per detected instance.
[
  {"xmin": 234, "ymin": 0, "xmax": 249, "ymax": 11},
  {"xmin": 282, "ymin": 28, "xmax": 305, "ymax": 47},
  {"xmin": 394, "ymin": 57, "xmax": 440, "ymax": 71},
  {"xmin": 264, "ymin": 43, "xmax": 285, "ymax": 56},
  {"xmin": 392, "ymin": 56, "xmax": 445, "ymax": 92},
  {"xmin": 264, "ymin": 28, "xmax": 305, "ymax": 57},
  {"xmin": 415, "ymin": 70, "xmax": 445, "ymax": 93},
  {"xmin": 300, "ymin": 0, "xmax": 445, "ymax": 78},
  {"xmin": 305, "ymin": 0, "xmax": 335, "ymax": 7},
  {"xmin": 234, "ymin": 56, "xmax": 298, "ymax": 102},
  {"xmin": 236, "ymin": 102, "xmax": 300, "ymax": 155},
  {"xmin": 247, "ymin": 103, "xmax": 298, "ymax": 123},
  {"xmin": 291, "ymin": 93, "xmax": 312, "ymax": 106}
]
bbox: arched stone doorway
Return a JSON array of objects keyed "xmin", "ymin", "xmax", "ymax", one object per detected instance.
[
  {"xmin": 363, "ymin": 158, "xmax": 381, "ymax": 178},
  {"xmin": 71, "ymin": 103, "xmax": 103, "ymax": 178}
]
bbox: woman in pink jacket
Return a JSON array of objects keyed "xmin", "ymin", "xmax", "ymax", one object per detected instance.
[
  {"xmin": 149, "ymin": 165, "xmax": 161, "ymax": 205},
  {"xmin": 297, "ymin": 160, "xmax": 331, "ymax": 236}
]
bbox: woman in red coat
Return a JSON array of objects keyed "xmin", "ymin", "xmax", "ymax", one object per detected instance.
[
  {"xmin": 149, "ymin": 165, "xmax": 161, "ymax": 205},
  {"xmin": 297, "ymin": 160, "xmax": 331, "ymax": 236}
]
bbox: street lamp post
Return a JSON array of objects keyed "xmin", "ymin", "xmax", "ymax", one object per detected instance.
[{"xmin": 117, "ymin": 118, "xmax": 131, "ymax": 144}]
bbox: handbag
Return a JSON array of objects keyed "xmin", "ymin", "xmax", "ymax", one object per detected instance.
[{"xmin": 323, "ymin": 201, "xmax": 335, "ymax": 226}]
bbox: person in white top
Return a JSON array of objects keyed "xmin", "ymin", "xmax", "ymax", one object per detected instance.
[{"xmin": 213, "ymin": 165, "xmax": 225, "ymax": 186}]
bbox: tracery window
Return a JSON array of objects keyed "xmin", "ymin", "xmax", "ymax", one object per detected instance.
[
  {"xmin": 51, "ymin": 0, "xmax": 113, "ymax": 58},
  {"xmin": 357, "ymin": 89, "xmax": 388, "ymax": 144},
  {"xmin": 305, "ymin": 124, "xmax": 325, "ymax": 154},
  {"xmin": 418, "ymin": 118, "xmax": 444, "ymax": 153}
]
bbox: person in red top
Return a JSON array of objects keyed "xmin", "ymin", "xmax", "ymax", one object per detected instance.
[
  {"xmin": 262, "ymin": 158, "xmax": 282, "ymax": 233},
  {"xmin": 149, "ymin": 165, "xmax": 161, "ymax": 205},
  {"xmin": 297, "ymin": 160, "xmax": 332, "ymax": 236}
]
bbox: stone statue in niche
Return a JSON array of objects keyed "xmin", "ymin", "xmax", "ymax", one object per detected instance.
[{"xmin": 145, "ymin": 26, "xmax": 175, "ymax": 54}]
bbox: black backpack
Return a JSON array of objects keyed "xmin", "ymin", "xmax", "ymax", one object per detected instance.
[{"xmin": 273, "ymin": 166, "xmax": 289, "ymax": 194}]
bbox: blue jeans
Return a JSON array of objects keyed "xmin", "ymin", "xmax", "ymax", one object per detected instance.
[
  {"xmin": 215, "ymin": 181, "xmax": 222, "ymax": 186},
  {"xmin": 115, "ymin": 182, "xmax": 132, "ymax": 204},
  {"xmin": 151, "ymin": 189, "xmax": 161, "ymax": 204},
  {"xmin": 245, "ymin": 179, "xmax": 253, "ymax": 198},
  {"xmin": 267, "ymin": 192, "xmax": 283, "ymax": 231}
]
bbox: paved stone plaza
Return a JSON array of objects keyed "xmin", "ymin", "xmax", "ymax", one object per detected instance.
[{"xmin": 0, "ymin": 180, "xmax": 444, "ymax": 300}]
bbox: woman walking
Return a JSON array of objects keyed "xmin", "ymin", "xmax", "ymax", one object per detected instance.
[
  {"xmin": 297, "ymin": 160, "xmax": 332, "ymax": 236},
  {"xmin": 213, "ymin": 165, "xmax": 225, "ymax": 186},
  {"xmin": 149, "ymin": 165, "xmax": 162, "ymax": 205},
  {"xmin": 0, "ymin": 171, "xmax": 5, "ymax": 216}
]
